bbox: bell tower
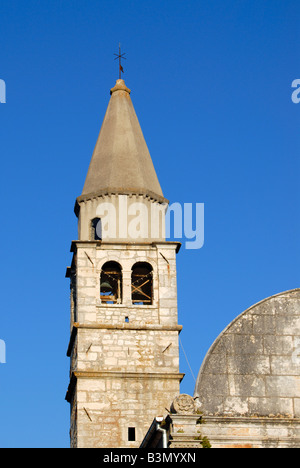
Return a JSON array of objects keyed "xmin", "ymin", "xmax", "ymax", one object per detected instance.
[{"xmin": 65, "ymin": 79, "xmax": 183, "ymax": 448}]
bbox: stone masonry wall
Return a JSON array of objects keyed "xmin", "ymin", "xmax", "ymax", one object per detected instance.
[
  {"xmin": 75, "ymin": 327, "xmax": 180, "ymax": 373},
  {"xmin": 67, "ymin": 240, "xmax": 183, "ymax": 448},
  {"xmin": 195, "ymin": 290, "xmax": 300, "ymax": 418},
  {"xmin": 75, "ymin": 242, "xmax": 179, "ymax": 326},
  {"xmin": 76, "ymin": 374, "xmax": 180, "ymax": 448}
]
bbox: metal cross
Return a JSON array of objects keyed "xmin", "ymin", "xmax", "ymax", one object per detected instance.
[{"xmin": 114, "ymin": 43, "xmax": 126, "ymax": 79}]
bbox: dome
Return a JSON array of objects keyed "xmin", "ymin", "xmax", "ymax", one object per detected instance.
[{"xmin": 194, "ymin": 289, "xmax": 300, "ymax": 418}]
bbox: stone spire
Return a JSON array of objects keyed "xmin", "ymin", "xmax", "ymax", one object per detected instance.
[{"xmin": 80, "ymin": 79, "xmax": 165, "ymax": 203}]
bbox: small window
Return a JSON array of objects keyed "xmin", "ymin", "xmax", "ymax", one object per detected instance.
[
  {"xmin": 128, "ymin": 427, "xmax": 136, "ymax": 442},
  {"xmin": 100, "ymin": 261, "xmax": 122, "ymax": 304},
  {"xmin": 131, "ymin": 262, "xmax": 153, "ymax": 305},
  {"xmin": 91, "ymin": 218, "xmax": 102, "ymax": 240},
  {"xmin": 125, "ymin": 316, "xmax": 129, "ymax": 323}
]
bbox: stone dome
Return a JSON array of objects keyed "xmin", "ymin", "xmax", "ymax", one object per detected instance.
[{"xmin": 194, "ymin": 289, "xmax": 300, "ymax": 418}]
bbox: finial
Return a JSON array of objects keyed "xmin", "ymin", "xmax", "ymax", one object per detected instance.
[{"xmin": 114, "ymin": 43, "xmax": 126, "ymax": 80}]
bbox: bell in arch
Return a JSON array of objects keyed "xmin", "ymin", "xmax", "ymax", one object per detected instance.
[{"xmin": 100, "ymin": 281, "xmax": 113, "ymax": 293}]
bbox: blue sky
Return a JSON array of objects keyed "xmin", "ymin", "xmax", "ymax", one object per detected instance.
[{"xmin": 0, "ymin": 0, "xmax": 299, "ymax": 448}]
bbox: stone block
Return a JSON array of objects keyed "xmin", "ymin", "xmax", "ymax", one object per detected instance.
[
  {"xmin": 201, "ymin": 353, "xmax": 227, "ymax": 375},
  {"xmin": 294, "ymin": 398, "xmax": 300, "ymax": 417},
  {"xmin": 230, "ymin": 374, "xmax": 266, "ymax": 397},
  {"xmin": 227, "ymin": 355, "xmax": 270, "ymax": 375},
  {"xmin": 263, "ymin": 335, "xmax": 293, "ymax": 355},
  {"xmin": 228, "ymin": 316, "xmax": 253, "ymax": 335},
  {"xmin": 266, "ymin": 376, "xmax": 300, "ymax": 398},
  {"xmin": 233, "ymin": 334, "xmax": 263, "ymax": 355},
  {"xmin": 252, "ymin": 314, "xmax": 276, "ymax": 335},
  {"xmin": 277, "ymin": 316, "xmax": 300, "ymax": 335},
  {"xmin": 248, "ymin": 397, "xmax": 293, "ymax": 417},
  {"xmin": 270, "ymin": 356, "xmax": 300, "ymax": 376},
  {"xmin": 223, "ymin": 396, "xmax": 249, "ymax": 415}
]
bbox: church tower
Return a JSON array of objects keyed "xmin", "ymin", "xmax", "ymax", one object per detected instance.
[{"xmin": 66, "ymin": 78, "xmax": 183, "ymax": 448}]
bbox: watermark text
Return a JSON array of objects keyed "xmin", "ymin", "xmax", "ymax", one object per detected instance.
[
  {"xmin": 291, "ymin": 79, "xmax": 300, "ymax": 104},
  {"xmin": 0, "ymin": 339, "xmax": 6, "ymax": 363},
  {"xmin": 0, "ymin": 79, "xmax": 6, "ymax": 103},
  {"xmin": 95, "ymin": 198, "xmax": 204, "ymax": 250}
]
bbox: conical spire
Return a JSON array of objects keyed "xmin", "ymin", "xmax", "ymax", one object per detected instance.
[{"xmin": 80, "ymin": 79, "xmax": 166, "ymax": 203}]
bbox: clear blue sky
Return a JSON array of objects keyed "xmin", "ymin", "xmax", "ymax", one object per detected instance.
[{"xmin": 0, "ymin": 0, "xmax": 299, "ymax": 448}]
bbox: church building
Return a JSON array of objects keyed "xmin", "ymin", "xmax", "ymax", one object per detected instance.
[{"xmin": 66, "ymin": 77, "xmax": 300, "ymax": 448}]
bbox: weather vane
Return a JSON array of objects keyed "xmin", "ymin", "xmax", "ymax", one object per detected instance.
[{"xmin": 114, "ymin": 43, "xmax": 126, "ymax": 79}]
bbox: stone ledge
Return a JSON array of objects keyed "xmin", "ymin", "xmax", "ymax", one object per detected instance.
[
  {"xmin": 70, "ymin": 240, "xmax": 181, "ymax": 253},
  {"xmin": 75, "ymin": 322, "xmax": 182, "ymax": 331},
  {"xmin": 74, "ymin": 370, "xmax": 184, "ymax": 379},
  {"xmin": 203, "ymin": 415, "xmax": 300, "ymax": 424}
]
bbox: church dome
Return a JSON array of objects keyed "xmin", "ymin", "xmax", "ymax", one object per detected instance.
[{"xmin": 194, "ymin": 289, "xmax": 300, "ymax": 418}]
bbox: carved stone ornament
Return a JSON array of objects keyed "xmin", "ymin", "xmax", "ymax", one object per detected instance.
[{"xmin": 171, "ymin": 394, "xmax": 196, "ymax": 414}]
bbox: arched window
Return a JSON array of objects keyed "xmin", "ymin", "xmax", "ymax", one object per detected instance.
[
  {"xmin": 91, "ymin": 218, "xmax": 102, "ymax": 240},
  {"xmin": 131, "ymin": 262, "xmax": 153, "ymax": 305},
  {"xmin": 100, "ymin": 261, "xmax": 122, "ymax": 304}
]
